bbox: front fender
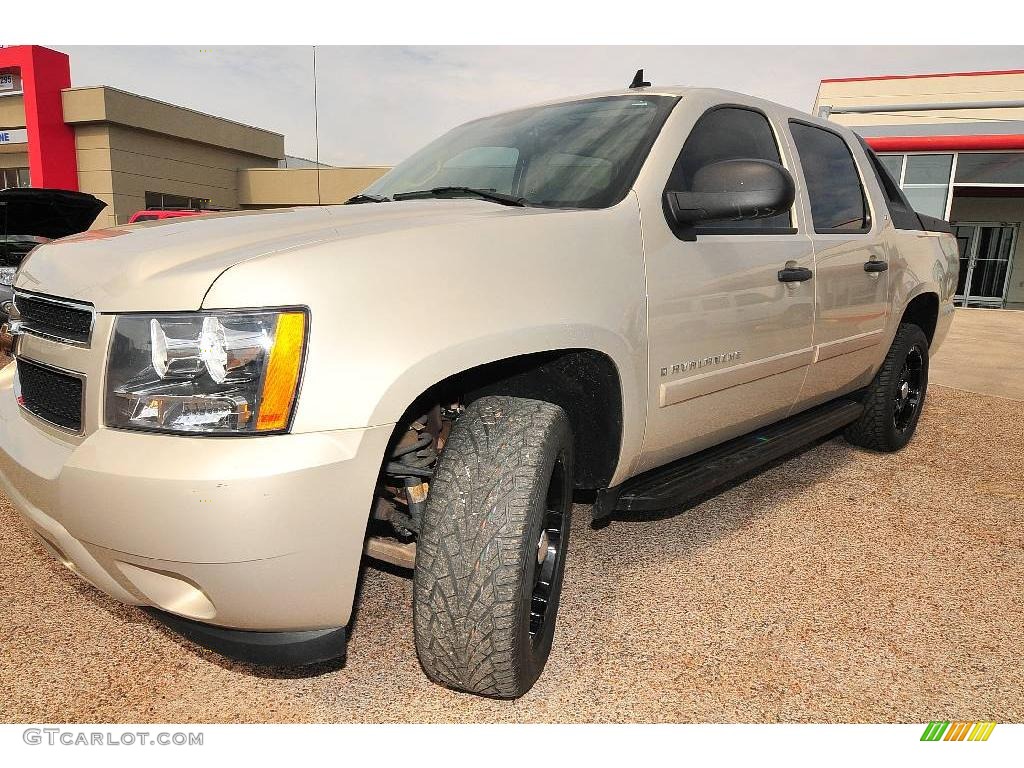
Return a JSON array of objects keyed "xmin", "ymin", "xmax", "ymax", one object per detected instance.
[{"xmin": 367, "ymin": 324, "xmax": 646, "ymax": 485}]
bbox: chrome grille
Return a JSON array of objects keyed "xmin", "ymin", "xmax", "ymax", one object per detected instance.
[{"xmin": 13, "ymin": 292, "xmax": 94, "ymax": 345}]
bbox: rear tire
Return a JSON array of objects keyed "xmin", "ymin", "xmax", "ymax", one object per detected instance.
[
  {"xmin": 845, "ymin": 322, "xmax": 929, "ymax": 452},
  {"xmin": 413, "ymin": 395, "xmax": 574, "ymax": 698}
]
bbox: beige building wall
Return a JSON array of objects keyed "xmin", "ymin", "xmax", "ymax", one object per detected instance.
[
  {"xmin": 73, "ymin": 123, "xmax": 284, "ymax": 228},
  {"xmin": 62, "ymin": 87, "xmax": 283, "ymax": 160},
  {"xmin": 0, "ymin": 93, "xmax": 25, "ymax": 129},
  {"xmin": 0, "ymin": 146, "xmax": 29, "ymax": 170},
  {"xmin": 0, "ymin": 93, "xmax": 28, "ymax": 171},
  {"xmin": 62, "ymin": 87, "xmax": 285, "ymax": 228},
  {"xmin": 814, "ymin": 72, "xmax": 1024, "ymax": 128},
  {"xmin": 238, "ymin": 167, "xmax": 389, "ymax": 207}
]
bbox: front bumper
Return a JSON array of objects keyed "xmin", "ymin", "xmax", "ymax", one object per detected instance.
[
  {"xmin": 0, "ymin": 361, "xmax": 393, "ymax": 633},
  {"xmin": 146, "ymin": 609, "xmax": 348, "ymax": 665}
]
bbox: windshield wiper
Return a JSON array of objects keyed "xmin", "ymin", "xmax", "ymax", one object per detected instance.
[
  {"xmin": 392, "ymin": 186, "xmax": 529, "ymax": 207},
  {"xmin": 344, "ymin": 193, "xmax": 391, "ymax": 204}
]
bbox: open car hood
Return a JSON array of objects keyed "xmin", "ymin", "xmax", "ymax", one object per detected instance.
[{"xmin": 0, "ymin": 188, "xmax": 106, "ymax": 240}]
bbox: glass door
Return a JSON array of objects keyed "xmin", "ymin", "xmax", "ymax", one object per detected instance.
[{"xmin": 953, "ymin": 222, "xmax": 1018, "ymax": 307}]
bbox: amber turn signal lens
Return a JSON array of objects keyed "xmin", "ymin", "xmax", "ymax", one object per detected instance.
[{"xmin": 256, "ymin": 312, "xmax": 306, "ymax": 431}]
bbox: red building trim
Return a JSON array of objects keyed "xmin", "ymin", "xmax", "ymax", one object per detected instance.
[
  {"xmin": 865, "ymin": 134, "xmax": 1024, "ymax": 152},
  {"xmin": 0, "ymin": 46, "xmax": 78, "ymax": 190},
  {"xmin": 822, "ymin": 69, "xmax": 1024, "ymax": 84}
]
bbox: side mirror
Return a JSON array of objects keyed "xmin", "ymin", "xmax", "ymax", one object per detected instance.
[{"xmin": 666, "ymin": 158, "xmax": 795, "ymax": 226}]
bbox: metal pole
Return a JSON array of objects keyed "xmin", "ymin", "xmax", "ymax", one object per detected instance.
[{"xmin": 312, "ymin": 46, "xmax": 321, "ymax": 205}]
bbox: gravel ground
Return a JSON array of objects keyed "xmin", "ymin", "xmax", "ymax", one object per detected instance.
[{"xmin": 2, "ymin": 378, "xmax": 1021, "ymax": 723}]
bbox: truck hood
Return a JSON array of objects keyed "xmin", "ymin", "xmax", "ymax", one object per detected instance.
[
  {"xmin": 14, "ymin": 201, "xmax": 554, "ymax": 311},
  {"xmin": 0, "ymin": 188, "xmax": 106, "ymax": 240}
]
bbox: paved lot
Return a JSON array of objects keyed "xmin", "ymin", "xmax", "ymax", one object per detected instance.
[
  {"xmin": 1, "ymin": 311, "xmax": 1022, "ymax": 723},
  {"xmin": 930, "ymin": 308, "xmax": 1024, "ymax": 400}
]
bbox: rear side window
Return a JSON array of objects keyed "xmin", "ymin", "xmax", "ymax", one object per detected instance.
[
  {"xmin": 789, "ymin": 122, "xmax": 869, "ymax": 234},
  {"xmin": 666, "ymin": 106, "xmax": 793, "ymax": 233},
  {"xmin": 856, "ymin": 137, "xmax": 923, "ymax": 231}
]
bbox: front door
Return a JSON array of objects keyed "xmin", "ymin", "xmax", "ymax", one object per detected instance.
[
  {"xmin": 953, "ymin": 222, "xmax": 1017, "ymax": 307},
  {"xmin": 637, "ymin": 102, "xmax": 815, "ymax": 474}
]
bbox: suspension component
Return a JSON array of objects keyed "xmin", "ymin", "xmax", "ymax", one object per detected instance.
[{"xmin": 380, "ymin": 405, "xmax": 448, "ymax": 536}]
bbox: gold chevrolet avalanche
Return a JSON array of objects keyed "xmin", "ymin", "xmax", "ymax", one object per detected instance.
[{"xmin": 0, "ymin": 78, "xmax": 958, "ymax": 698}]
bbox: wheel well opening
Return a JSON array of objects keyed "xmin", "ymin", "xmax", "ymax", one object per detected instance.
[
  {"xmin": 399, "ymin": 349, "xmax": 624, "ymax": 490},
  {"xmin": 900, "ymin": 293, "xmax": 939, "ymax": 346}
]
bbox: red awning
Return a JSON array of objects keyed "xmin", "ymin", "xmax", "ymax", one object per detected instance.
[{"xmin": 865, "ymin": 134, "xmax": 1024, "ymax": 152}]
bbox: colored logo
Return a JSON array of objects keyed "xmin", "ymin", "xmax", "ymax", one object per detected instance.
[{"xmin": 921, "ymin": 721, "xmax": 996, "ymax": 741}]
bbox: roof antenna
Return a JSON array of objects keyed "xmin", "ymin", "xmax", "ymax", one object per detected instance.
[{"xmin": 629, "ymin": 69, "xmax": 651, "ymax": 89}]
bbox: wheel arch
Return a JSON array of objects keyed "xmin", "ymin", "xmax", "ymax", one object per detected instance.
[
  {"xmin": 899, "ymin": 291, "xmax": 940, "ymax": 345},
  {"xmin": 375, "ymin": 335, "xmax": 638, "ymax": 490}
]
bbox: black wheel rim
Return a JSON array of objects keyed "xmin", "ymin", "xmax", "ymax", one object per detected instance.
[
  {"xmin": 893, "ymin": 344, "xmax": 925, "ymax": 432},
  {"xmin": 529, "ymin": 454, "xmax": 569, "ymax": 646}
]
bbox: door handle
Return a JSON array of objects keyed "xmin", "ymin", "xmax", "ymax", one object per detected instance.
[
  {"xmin": 864, "ymin": 260, "xmax": 889, "ymax": 273},
  {"xmin": 778, "ymin": 266, "xmax": 813, "ymax": 283}
]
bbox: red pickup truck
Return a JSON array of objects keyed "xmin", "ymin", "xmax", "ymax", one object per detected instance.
[{"xmin": 127, "ymin": 209, "xmax": 208, "ymax": 224}]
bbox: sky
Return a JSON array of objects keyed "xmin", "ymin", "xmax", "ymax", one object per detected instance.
[{"xmin": 55, "ymin": 46, "xmax": 1024, "ymax": 167}]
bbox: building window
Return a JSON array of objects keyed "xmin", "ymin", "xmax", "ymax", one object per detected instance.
[
  {"xmin": 902, "ymin": 154, "xmax": 953, "ymax": 219},
  {"xmin": 877, "ymin": 152, "xmax": 954, "ymax": 219},
  {"xmin": 1, "ymin": 167, "xmax": 31, "ymax": 188},
  {"xmin": 144, "ymin": 191, "xmax": 211, "ymax": 210},
  {"xmin": 954, "ymin": 152, "xmax": 1024, "ymax": 185}
]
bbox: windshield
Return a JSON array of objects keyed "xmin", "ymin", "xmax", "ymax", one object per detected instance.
[{"xmin": 362, "ymin": 95, "xmax": 678, "ymax": 209}]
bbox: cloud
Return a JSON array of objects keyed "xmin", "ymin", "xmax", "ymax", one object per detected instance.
[{"xmin": 54, "ymin": 45, "xmax": 1024, "ymax": 166}]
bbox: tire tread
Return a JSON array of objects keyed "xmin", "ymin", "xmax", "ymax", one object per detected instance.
[
  {"xmin": 413, "ymin": 395, "xmax": 571, "ymax": 698},
  {"xmin": 845, "ymin": 322, "xmax": 929, "ymax": 451}
]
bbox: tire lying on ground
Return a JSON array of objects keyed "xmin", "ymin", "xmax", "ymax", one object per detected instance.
[
  {"xmin": 845, "ymin": 322, "xmax": 930, "ymax": 452},
  {"xmin": 413, "ymin": 395, "xmax": 574, "ymax": 698}
]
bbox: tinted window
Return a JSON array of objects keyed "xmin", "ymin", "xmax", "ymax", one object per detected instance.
[
  {"xmin": 790, "ymin": 122, "xmax": 869, "ymax": 233},
  {"xmin": 667, "ymin": 107, "xmax": 791, "ymax": 231},
  {"xmin": 144, "ymin": 191, "xmax": 211, "ymax": 210}
]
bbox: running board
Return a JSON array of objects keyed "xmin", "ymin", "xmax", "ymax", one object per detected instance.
[{"xmin": 595, "ymin": 398, "xmax": 864, "ymax": 518}]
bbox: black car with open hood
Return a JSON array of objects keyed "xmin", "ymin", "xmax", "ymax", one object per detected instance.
[{"xmin": 1, "ymin": 187, "xmax": 106, "ymax": 319}]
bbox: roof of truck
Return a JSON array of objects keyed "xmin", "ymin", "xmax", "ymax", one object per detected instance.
[
  {"xmin": 503, "ymin": 85, "xmax": 826, "ymax": 126},
  {"xmin": 481, "ymin": 85, "xmax": 846, "ymax": 144}
]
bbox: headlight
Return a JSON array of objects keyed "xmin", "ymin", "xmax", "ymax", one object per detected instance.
[
  {"xmin": 105, "ymin": 309, "xmax": 307, "ymax": 435},
  {"xmin": 0, "ymin": 267, "xmax": 16, "ymax": 287}
]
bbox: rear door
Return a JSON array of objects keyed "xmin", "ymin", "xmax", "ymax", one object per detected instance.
[{"xmin": 787, "ymin": 120, "xmax": 889, "ymax": 408}]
